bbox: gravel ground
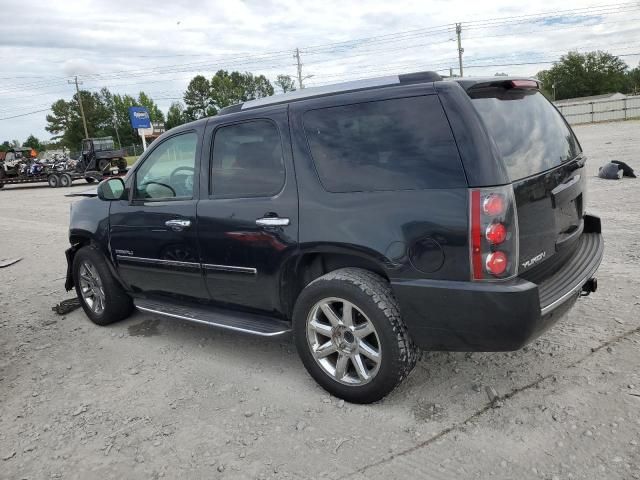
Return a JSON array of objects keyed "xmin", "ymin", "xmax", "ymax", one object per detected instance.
[{"xmin": 1, "ymin": 120, "xmax": 639, "ymax": 480}]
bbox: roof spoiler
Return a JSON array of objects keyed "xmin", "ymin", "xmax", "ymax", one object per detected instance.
[{"xmin": 466, "ymin": 79, "xmax": 540, "ymax": 92}]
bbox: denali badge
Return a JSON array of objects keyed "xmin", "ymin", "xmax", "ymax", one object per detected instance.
[
  {"xmin": 522, "ymin": 251, "xmax": 546, "ymax": 269},
  {"xmin": 115, "ymin": 249, "xmax": 134, "ymax": 256}
]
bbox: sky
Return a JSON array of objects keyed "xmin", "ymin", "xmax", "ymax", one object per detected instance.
[{"xmin": 1, "ymin": 0, "xmax": 639, "ymax": 143}]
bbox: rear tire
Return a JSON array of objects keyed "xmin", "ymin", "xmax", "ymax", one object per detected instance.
[
  {"xmin": 59, "ymin": 173, "xmax": 72, "ymax": 187},
  {"xmin": 293, "ymin": 268, "xmax": 417, "ymax": 404},
  {"xmin": 47, "ymin": 174, "xmax": 59, "ymax": 188},
  {"xmin": 72, "ymin": 246, "xmax": 133, "ymax": 326},
  {"xmin": 98, "ymin": 159, "xmax": 110, "ymax": 171},
  {"xmin": 117, "ymin": 158, "xmax": 127, "ymax": 170}
]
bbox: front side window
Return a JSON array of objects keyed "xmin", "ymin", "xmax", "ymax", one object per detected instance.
[
  {"xmin": 303, "ymin": 96, "xmax": 465, "ymax": 192},
  {"xmin": 210, "ymin": 120, "xmax": 285, "ymax": 197},
  {"xmin": 134, "ymin": 132, "xmax": 197, "ymax": 200}
]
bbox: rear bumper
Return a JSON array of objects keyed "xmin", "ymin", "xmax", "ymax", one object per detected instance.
[{"xmin": 391, "ymin": 230, "xmax": 603, "ymax": 351}]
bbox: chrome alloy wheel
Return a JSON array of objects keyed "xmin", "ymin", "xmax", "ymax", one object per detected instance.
[
  {"xmin": 78, "ymin": 261, "xmax": 105, "ymax": 315},
  {"xmin": 306, "ymin": 297, "xmax": 382, "ymax": 386}
]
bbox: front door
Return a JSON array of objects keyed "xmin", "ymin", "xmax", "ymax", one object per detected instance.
[
  {"xmin": 109, "ymin": 129, "xmax": 209, "ymax": 301},
  {"xmin": 197, "ymin": 108, "xmax": 298, "ymax": 314}
]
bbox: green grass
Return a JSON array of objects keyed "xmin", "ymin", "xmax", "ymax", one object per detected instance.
[{"xmin": 125, "ymin": 155, "xmax": 139, "ymax": 166}]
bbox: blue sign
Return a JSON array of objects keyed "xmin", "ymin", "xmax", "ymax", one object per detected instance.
[{"xmin": 128, "ymin": 106, "xmax": 151, "ymax": 129}]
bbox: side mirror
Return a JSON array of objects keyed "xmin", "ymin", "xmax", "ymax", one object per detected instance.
[{"xmin": 97, "ymin": 177, "xmax": 126, "ymax": 201}]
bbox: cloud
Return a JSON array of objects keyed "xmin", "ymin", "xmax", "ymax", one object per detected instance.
[
  {"xmin": 63, "ymin": 59, "xmax": 97, "ymax": 77},
  {"xmin": 0, "ymin": 0, "xmax": 638, "ymax": 141}
]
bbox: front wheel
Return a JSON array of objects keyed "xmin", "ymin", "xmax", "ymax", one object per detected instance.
[
  {"xmin": 72, "ymin": 246, "xmax": 133, "ymax": 325},
  {"xmin": 293, "ymin": 268, "xmax": 417, "ymax": 404}
]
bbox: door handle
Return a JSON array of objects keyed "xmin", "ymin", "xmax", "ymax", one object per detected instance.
[
  {"xmin": 256, "ymin": 217, "xmax": 290, "ymax": 227},
  {"xmin": 165, "ymin": 219, "xmax": 192, "ymax": 231}
]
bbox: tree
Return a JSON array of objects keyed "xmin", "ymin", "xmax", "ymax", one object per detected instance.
[
  {"xmin": 275, "ymin": 74, "xmax": 297, "ymax": 93},
  {"xmin": 183, "ymin": 70, "xmax": 275, "ymax": 117},
  {"xmin": 627, "ymin": 63, "xmax": 640, "ymax": 94},
  {"xmin": 45, "ymin": 90, "xmax": 111, "ymax": 149},
  {"xmin": 536, "ymin": 51, "xmax": 628, "ymax": 100},
  {"xmin": 46, "ymin": 88, "xmax": 166, "ymax": 150},
  {"xmin": 23, "ymin": 135, "xmax": 43, "ymax": 152},
  {"xmin": 166, "ymin": 102, "xmax": 187, "ymax": 130},
  {"xmin": 137, "ymin": 92, "xmax": 165, "ymax": 123},
  {"xmin": 0, "ymin": 141, "xmax": 11, "ymax": 152},
  {"xmin": 184, "ymin": 75, "xmax": 215, "ymax": 120}
]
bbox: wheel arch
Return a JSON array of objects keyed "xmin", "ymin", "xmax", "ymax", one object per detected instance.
[
  {"xmin": 66, "ymin": 229, "xmax": 122, "ymax": 291},
  {"xmin": 279, "ymin": 245, "xmax": 392, "ymax": 319}
]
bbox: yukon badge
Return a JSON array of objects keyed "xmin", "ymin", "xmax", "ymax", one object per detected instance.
[{"xmin": 522, "ymin": 251, "xmax": 546, "ymax": 269}]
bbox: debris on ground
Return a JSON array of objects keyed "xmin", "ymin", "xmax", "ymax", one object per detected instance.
[{"xmin": 52, "ymin": 297, "xmax": 81, "ymax": 315}]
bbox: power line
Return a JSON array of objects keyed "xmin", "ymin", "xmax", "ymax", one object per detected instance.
[
  {"xmin": 3, "ymin": 1, "xmax": 635, "ymax": 92},
  {"xmin": 0, "ymin": 108, "xmax": 52, "ymax": 121}
]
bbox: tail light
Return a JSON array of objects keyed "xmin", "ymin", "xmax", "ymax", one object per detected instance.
[{"xmin": 469, "ymin": 185, "xmax": 519, "ymax": 281}]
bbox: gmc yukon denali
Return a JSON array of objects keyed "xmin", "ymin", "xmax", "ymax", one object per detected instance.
[{"xmin": 64, "ymin": 72, "xmax": 603, "ymax": 403}]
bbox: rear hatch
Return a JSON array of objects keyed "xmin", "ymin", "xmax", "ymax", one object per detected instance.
[{"xmin": 468, "ymin": 81, "xmax": 586, "ymax": 276}]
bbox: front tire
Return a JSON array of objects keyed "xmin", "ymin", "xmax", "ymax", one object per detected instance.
[
  {"xmin": 293, "ymin": 268, "xmax": 417, "ymax": 404},
  {"xmin": 72, "ymin": 246, "xmax": 133, "ymax": 326}
]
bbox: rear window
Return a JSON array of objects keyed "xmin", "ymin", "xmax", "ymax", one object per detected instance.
[
  {"xmin": 470, "ymin": 89, "xmax": 581, "ymax": 181},
  {"xmin": 303, "ymin": 96, "xmax": 465, "ymax": 192}
]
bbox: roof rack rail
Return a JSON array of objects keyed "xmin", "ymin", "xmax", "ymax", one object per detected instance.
[{"xmin": 218, "ymin": 71, "xmax": 442, "ymax": 115}]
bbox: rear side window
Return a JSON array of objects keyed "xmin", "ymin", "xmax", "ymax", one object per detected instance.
[
  {"xmin": 470, "ymin": 90, "xmax": 581, "ymax": 181},
  {"xmin": 303, "ymin": 96, "xmax": 465, "ymax": 192},
  {"xmin": 211, "ymin": 120, "xmax": 285, "ymax": 197}
]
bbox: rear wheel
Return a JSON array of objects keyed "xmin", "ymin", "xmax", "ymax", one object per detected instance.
[
  {"xmin": 72, "ymin": 246, "xmax": 133, "ymax": 326},
  {"xmin": 47, "ymin": 174, "xmax": 59, "ymax": 188},
  {"xmin": 59, "ymin": 173, "xmax": 72, "ymax": 187},
  {"xmin": 116, "ymin": 158, "xmax": 127, "ymax": 170},
  {"xmin": 98, "ymin": 159, "xmax": 110, "ymax": 171},
  {"xmin": 293, "ymin": 268, "xmax": 417, "ymax": 404}
]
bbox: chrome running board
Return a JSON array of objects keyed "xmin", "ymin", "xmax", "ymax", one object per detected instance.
[{"xmin": 134, "ymin": 298, "xmax": 291, "ymax": 337}]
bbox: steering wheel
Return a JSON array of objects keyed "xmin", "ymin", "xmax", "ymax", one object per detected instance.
[
  {"xmin": 141, "ymin": 181, "xmax": 176, "ymax": 198},
  {"xmin": 170, "ymin": 166, "xmax": 195, "ymax": 184}
]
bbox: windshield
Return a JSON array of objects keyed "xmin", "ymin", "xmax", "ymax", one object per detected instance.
[{"xmin": 470, "ymin": 89, "xmax": 581, "ymax": 181}]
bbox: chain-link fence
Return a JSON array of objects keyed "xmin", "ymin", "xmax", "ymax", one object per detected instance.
[{"xmin": 555, "ymin": 95, "xmax": 640, "ymax": 125}]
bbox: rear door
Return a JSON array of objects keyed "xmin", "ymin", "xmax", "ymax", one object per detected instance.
[
  {"xmin": 196, "ymin": 106, "xmax": 298, "ymax": 314},
  {"xmin": 469, "ymin": 87, "xmax": 585, "ymax": 274}
]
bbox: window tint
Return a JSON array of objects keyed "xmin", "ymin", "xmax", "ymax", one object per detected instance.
[
  {"xmin": 470, "ymin": 90, "xmax": 581, "ymax": 181},
  {"xmin": 303, "ymin": 96, "xmax": 465, "ymax": 192},
  {"xmin": 135, "ymin": 132, "xmax": 197, "ymax": 200},
  {"xmin": 211, "ymin": 120, "xmax": 285, "ymax": 197}
]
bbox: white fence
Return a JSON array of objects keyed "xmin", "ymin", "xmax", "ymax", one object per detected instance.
[{"xmin": 555, "ymin": 95, "xmax": 640, "ymax": 125}]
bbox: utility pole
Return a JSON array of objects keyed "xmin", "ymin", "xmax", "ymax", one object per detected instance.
[
  {"xmin": 456, "ymin": 23, "xmax": 464, "ymax": 77},
  {"xmin": 68, "ymin": 76, "xmax": 89, "ymax": 139},
  {"xmin": 294, "ymin": 48, "xmax": 304, "ymax": 89}
]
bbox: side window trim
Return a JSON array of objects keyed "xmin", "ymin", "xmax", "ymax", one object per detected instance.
[
  {"xmin": 208, "ymin": 117, "xmax": 286, "ymax": 199},
  {"xmin": 131, "ymin": 130, "xmax": 199, "ymax": 204}
]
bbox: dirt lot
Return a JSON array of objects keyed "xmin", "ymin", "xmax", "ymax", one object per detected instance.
[{"xmin": 1, "ymin": 120, "xmax": 639, "ymax": 480}]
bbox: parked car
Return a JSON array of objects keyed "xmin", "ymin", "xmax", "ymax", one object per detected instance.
[{"xmin": 64, "ymin": 72, "xmax": 603, "ymax": 403}]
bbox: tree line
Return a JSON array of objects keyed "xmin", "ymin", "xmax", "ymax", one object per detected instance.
[
  {"xmin": 5, "ymin": 50, "xmax": 638, "ymax": 153},
  {"xmin": 536, "ymin": 51, "xmax": 640, "ymax": 100}
]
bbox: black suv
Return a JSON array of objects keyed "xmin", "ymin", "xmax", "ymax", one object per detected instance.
[{"xmin": 65, "ymin": 72, "xmax": 603, "ymax": 403}]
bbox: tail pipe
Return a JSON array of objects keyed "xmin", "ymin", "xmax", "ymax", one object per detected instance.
[{"xmin": 581, "ymin": 277, "xmax": 598, "ymax": 296}]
